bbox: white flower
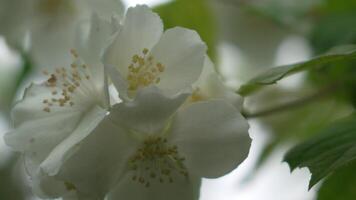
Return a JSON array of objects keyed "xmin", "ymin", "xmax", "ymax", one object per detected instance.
[
  {"xmin": 53, "ymin": 87, "xmax": 251, "ymax": 199},
  {"xmin": 0, "ymin": 0, "xmax": 124, "ymax": 70},
  {"xmin": 188, "ymin": 56, "xmax": 243, "ymax": 109},
  {"xmin": 103, "ymin": 5, "xmax": 207, "ymax": 101},
  {"xmin": 4, "ymin": 15, "xmax": 115, "ymax": 199}
]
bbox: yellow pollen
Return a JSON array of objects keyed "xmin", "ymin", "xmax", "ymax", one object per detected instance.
[
  {"xmin": 126, "ymin": 48, "xmax": 165, "ymax": 93},
  {"xmin": 41, "ymin": 49, "xmax": 93, "ymax": 112},
  {"xmin": 128, "ymin": 136, "xmax": 188, "ymax": 187},
  {"xmin": 189, "ymin": 88, "xmax": 205, "ymax": 102},
  {"xmin": 70, "ymin": 49, "xmax": 78, "ymax": 58}
]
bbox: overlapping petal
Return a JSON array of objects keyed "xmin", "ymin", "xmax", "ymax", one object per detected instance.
[
  {"xmin": 109, "ymin": 86, "xmax": 188, "ymax": 135},
  {"xmin": 150, "ymin": 27, "xmax": 207, "ymax": 95},
  {"xmin": 191, "ymin": 56, "xmax": 243, "ymax": 109},
  {"xmin": 170, "ymin": 100, "xmax": 251, "ymax": 178},
  {"xmin": 56, "ymin": 114, "xmax": 139, "ymax": 199},
  {"xmin": 104, "ymin": 5, "xmax": 163, "ymax": 78}
]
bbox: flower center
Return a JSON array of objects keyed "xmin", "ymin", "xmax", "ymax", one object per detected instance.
[
  {"xmin": 128, "ymin": 137, "xmax": 188, "ymax": 188},
  {"xmin": 127, "ymin": 48, "xmax": 165, "ymax": 93},
  {"xmin": 41, "ymin": 49, "xmax": 92, "ymax": 112}
]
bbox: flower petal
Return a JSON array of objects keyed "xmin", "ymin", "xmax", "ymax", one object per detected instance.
[
  {"xmin": 31, "ymin": 169, "xmax": 70, "ymax": 199},
  {"xmin": 5, "ymin": 112, "xmax": 81, "ymax": 173},
  {"xmin": 150, "ymin": 27, "xmax": 207, "ymax": 95},
  {"xmin": 169, "ymin": 100, "xmax": 251, "ymax": 178},
  {"xmin": 194, "ymin": 56, "xmax": 243, "ymax": 109},
  {"xmin": 107, "ymin": 172, "xmax": 201, "ymax": 200},
  {"xmin": 10, "ymin": 83, "xmax": 81, "ymax": 127},
  {"xmin": 5, "ymin": 82, "xmax": 83, "ymax": 174},
  {"xmin": 55, "ymin": 115, "xmax": 138, "ymax": 199},
  {"xmin": 85, "ymin": 0, "xmax": 124, "ymax": 20},
  {"xmin": 105, "ymin": 64, "xmax": 129, "ymax": 101},
  {"xmin": 76, "ymin": 13, "xmax": 115, "ymax": 88},
  {"xmin": 110, "ymin": 86, "xmax": 188, "ymax": 136},
  {"xmin": 40, "ymin": 105, "xmax": 107, "ymax": 176},
  {"xmin": 103, "ymin": 5, "xmax": 163, "ymax": 78}
]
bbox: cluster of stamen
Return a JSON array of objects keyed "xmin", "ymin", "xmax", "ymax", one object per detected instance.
[
  {"xmin": 129, "ymin": 137, "xmax": 188, "ymax": 188},
  {"xmin": 41, "ymin": 49, "xmax": 91, "ymax": 113},
  {"xmin": 127, "ymin": 48, "xmax": 165, "ymax": 92}
]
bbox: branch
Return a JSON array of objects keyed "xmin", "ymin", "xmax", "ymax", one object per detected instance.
[{"xmin": 242, "ymin": 84, "xmax": 339, "ymax": 118}]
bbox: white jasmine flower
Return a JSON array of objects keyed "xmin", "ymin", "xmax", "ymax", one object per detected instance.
[
  {"xmin": 54, "ymin": 87, "xmax": 251, "ymax": 199},
  {"xmin": 188, "ymin": 56, "xmax": 243, "ymax": 109},
  {"xmin": 0, "ymin": 0, "xmax": 124, "ymax": 69},
  {"xmin": 4, "ymin": 15, "xmax": 114, "ymax": 199},
  {"xmin": 104, "ymin": 5, "xmax": 207, "ymax": 100}
]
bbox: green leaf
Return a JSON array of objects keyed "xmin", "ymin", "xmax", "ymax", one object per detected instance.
[
  {"xmin": 238, "ymin": 46, "xmax": 356, "ymax": 96},
  {"xmin": 284, "ymin": 113, "xmax": 356, "ymax": 189},
  {"xmin": 153, "ymin": 0, "xmax": 217, "ymax": 59},
  {"xmin": 317, "ymin": 160, "xmax": 356, "ymax": 200}
]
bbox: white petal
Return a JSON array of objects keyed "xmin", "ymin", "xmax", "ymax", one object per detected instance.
[
  {"xmin": 76, "ymin": 13, "xmax": 115, "ymax": 86},
  {"xmin": 10, "ymin": 83, "xmax": 80, "ymax": 127},
  {"xmin": 108, "ymin": 172, "xmax": 201, "ymax": 200},
  {"xmin": 40, "ymin": 106, "xmax": 107, "ymax": 176},
  {"xmin": 31, "ymin": 169, "xmax": 70, "ymax": 199},
  {"xmin": 104, "ymin": 5, "xmax": 163, "ymax": 78},
  {"xmin": 55, "ymin": 115, "xmax": 138, "ymax": 199},
  {"xmin": 151, "ymin": 27, "xmax": 207, "ymax": 95},
  {"xmin": 5, "ymin": 112, "xmax": 81, "ymax": 170},
  {"xmin": 105, "ymin": 64, "xmax": 129, "ymax": 101},
  {"xmin": 32, "ymin": 170, "xmax": 96, "ymax": 200},
  {"xmin": 194, "ymin": 56, "xmax": 216, "ymax": 86},
  {"xmin": 110, "ymin": 86, "xmax": 188, "ymax": 136},
  {"xmin": 85, "ymin": 0, "xmax": 124, "ymax": 20},
  {"xmin": 194, "ymin": 56, "xmax": 243, "ymax": 110},
  {"xmin": 169, "ymin": 100, "xmax": 251, "ymax": 178}
]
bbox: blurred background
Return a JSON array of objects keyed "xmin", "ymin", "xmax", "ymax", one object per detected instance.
[{"xmin": 1, "ymin": 0, "xmax": 356, "ymax": 199}]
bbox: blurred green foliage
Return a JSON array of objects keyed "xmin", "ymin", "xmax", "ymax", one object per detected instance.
[
  {"xmin": 307, "ymin": 0, "xmax": 356, "ymax": 107},
  {"xmin": 238, "ymin": 1, "xmax": 356, "ymax": 197},
  {"xmin": 246, "ymin": 83, "xmax": 353, "ymax": 167},
  {"xmin": 0, "ymin": 157, "xmax": 25, "ymax": 200},
  {"xmin": 0, "ymin": 52, "xmax": 32, "ymax": 114},
  {"xmin": 154, "ymin": 0, "xmax": 217, "ymax": 59},
  {"xmin": 310, "ymin": 13, "xmax": 356, "ymax": 54}
]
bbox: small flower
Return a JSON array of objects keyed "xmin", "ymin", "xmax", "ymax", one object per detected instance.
[
  {"xmin": 103, "ymin": 5, "xmax": 207, "ymax": 100},
  {"xmin": 188, "ymin": 56, "xmax": 243, "ymax": 109},
  {"xmin": 4, "ymin": 14, "xmax": 114, "ymax": 199},
  {"xmin": 54, "ymin": 87, "xmax": 251, "ymax": 199}
]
